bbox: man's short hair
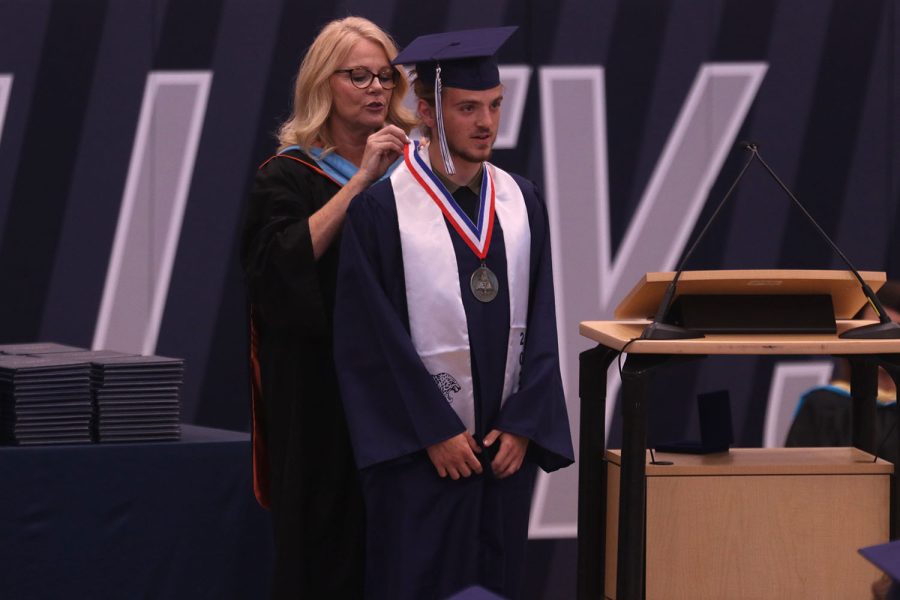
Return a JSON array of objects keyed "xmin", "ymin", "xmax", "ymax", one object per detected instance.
[{"xmin": 412, "ymin": 75, "xmax": 435, "ymax": 139}]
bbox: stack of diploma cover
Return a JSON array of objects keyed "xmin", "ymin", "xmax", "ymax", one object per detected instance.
[
  {"xmin": 88, "ymin": 354, "xmax": 183, "ymax": 443},
  {"xmin": 0, "ymin": 353, "xmax": 94, "ymax": 445},
  {"xmin": 0, "ymin": 342, "xmax": 87, "ymax": 355},
  {"xmin": 0, "ymin": 343, "xmax": 184, "ymax": 444}
]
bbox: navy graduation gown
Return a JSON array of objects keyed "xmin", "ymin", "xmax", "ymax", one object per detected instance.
[{"xmin": 333, "ymin": 170, "xmax": 573, "ymax": 599}]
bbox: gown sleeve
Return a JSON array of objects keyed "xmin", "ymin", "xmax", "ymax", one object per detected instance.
[
  {"xmin": 492, "ymin": 177, "xmax": 575, "ymax": 472},
  {"xmin": 239, "ymin": 154, "xmax": 341, "ymax": 507},
  {"xmin": 241, "ymin": 156, "xmax": 334, "ymax": 337},
  {"xmin": 333, "ymin": 186, "xmax": 467, "ymax": 469}
]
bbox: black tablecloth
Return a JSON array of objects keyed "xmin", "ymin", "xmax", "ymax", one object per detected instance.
[{"xmin": 0, "ymin": 424, "xmax": 273, "ymax": 599}]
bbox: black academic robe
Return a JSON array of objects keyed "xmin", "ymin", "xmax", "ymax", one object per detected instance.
[
  {"xmin": 333, "ymin": 170, "xmax": 574, "ymax": 600},
  {"xmin": 240, "ymin": 150, "xmax": 364, "ymax": 599},
  {"xmin": 786, "ymin": 385, "xmax": 898, "ymax": 464}
]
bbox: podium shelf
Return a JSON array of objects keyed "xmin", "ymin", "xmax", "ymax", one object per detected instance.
[{"xmin": 579, "ymin": 319, "xmax": 900, "ymax": 354}]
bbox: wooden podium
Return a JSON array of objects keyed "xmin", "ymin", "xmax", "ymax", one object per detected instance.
[
  {"xmin": 605, "ymin": 448, "xmax": 890, "ymax": 599},
  {"xmin": 576, "ymin": 270, "xmax": 900, "ymax": 600}
]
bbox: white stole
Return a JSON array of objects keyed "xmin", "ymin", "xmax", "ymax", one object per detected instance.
[{"xmin": 391, "ymin": 142, "xmax": 530, "ymax": 433}]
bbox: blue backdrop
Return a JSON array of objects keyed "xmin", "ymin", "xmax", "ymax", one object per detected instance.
[{"xmin": 0, "ymin": 1, "xmax": 897, "ymax": 598}]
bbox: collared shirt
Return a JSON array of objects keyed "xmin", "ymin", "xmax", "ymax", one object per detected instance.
[
  {"xmin": 435, "ymin": 166, "xmax": 484, "ymax": 224},
  {"xmin": 434, "ymin": 165, "xmax": 484, "ymax": 197}
]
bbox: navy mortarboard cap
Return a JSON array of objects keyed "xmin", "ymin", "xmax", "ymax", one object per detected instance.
[
  {"xmin": 393, "ymin": 26, "xmax": 517, "ymax": 175},
  {"xmin": 445, "ymin": 584, "xmax": 507, "ymax": 600},
  {"xmin": 860, "ymin": 540, "xmax": 900, "ymax": 600},
  {"xmin": 392, "ymin": 26, "xmax": 517, "ymax": 90}
]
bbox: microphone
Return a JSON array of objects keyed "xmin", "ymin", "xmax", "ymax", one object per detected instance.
[
  {"xmin": 743, "ymin": 143, "xmax": 900, "ymax": 339},
  {"xmin": 641, "ymin": 141, "xmax": 900, "ymax": 340},
  {"xmin": 640, "ymin": 145, "xmax": 758, "ymax": 340}
]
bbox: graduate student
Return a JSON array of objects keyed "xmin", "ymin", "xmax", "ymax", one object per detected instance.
[
  {"xmin": 240, "ymin": 16, "xmax": 413, "ymax": 599},
  {"xmin": 786, "ymin": 281, "xmax": 900, "ymax": 461},
  {"xmin": 333, "ymin": 27, "xmax": 574, "ymax": 599}
]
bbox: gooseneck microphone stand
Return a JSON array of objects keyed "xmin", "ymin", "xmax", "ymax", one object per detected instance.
[{"xmin": 641, "ymin": 142, "xmax": 900, "ymax": 341}]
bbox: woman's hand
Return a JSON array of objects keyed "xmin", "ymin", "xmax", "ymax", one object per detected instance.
[
  {"xmin": 308, "ymin": 125, "xmax": 409, "ymax": 259},
  {"xmin": 357, "ymin": 125, "xmax": 410, "ymax": 185}
]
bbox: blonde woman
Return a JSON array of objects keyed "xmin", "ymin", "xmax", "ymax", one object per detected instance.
[{"xmin": 240, "ymin": 16, "xmax": 413, "ymax": 599}]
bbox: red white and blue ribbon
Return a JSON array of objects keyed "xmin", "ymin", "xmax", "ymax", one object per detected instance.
[{"xmin": 404, "ymin": 141, "xmax": 496, "ymax": 260}]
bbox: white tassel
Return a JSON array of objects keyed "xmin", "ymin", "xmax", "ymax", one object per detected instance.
[{"xmin": 434, "ymin": 64, "xmax": 455, "ymax": 176}]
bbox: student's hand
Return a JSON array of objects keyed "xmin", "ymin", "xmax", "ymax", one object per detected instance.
[
  {"xmin": 426, "ymin": 431, "xmax": 483, "ymax": 480},
  {"xmin": 483, "ymin": 429, "xmax": 529, "ymax": 479},
  {"xmin": 357, "ymin": 125, "xmax": 409, "ymax": 184}
]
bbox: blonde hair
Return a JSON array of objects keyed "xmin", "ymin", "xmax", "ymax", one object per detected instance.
[{"xmin": 276, "ymin": 16, "xmax": 416, "ymax": 155}]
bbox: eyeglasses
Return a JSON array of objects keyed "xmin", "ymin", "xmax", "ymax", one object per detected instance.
[{"xmin": 333, "ymin": 67, "xmax": 399, "ymax": 90}]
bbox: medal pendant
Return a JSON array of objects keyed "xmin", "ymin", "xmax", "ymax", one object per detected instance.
[{"xmin": 470, "ymin": 264, "xmax": 499, "ymax": 303}]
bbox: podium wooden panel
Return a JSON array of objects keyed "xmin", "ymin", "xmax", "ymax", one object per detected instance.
[
  {"xmin": 576, "ymin": 312, "xmax": 900, "ymax": 600},
  {"xmin": 604, "ymin": 448, "xmax": 890, "ymax": 600}
]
